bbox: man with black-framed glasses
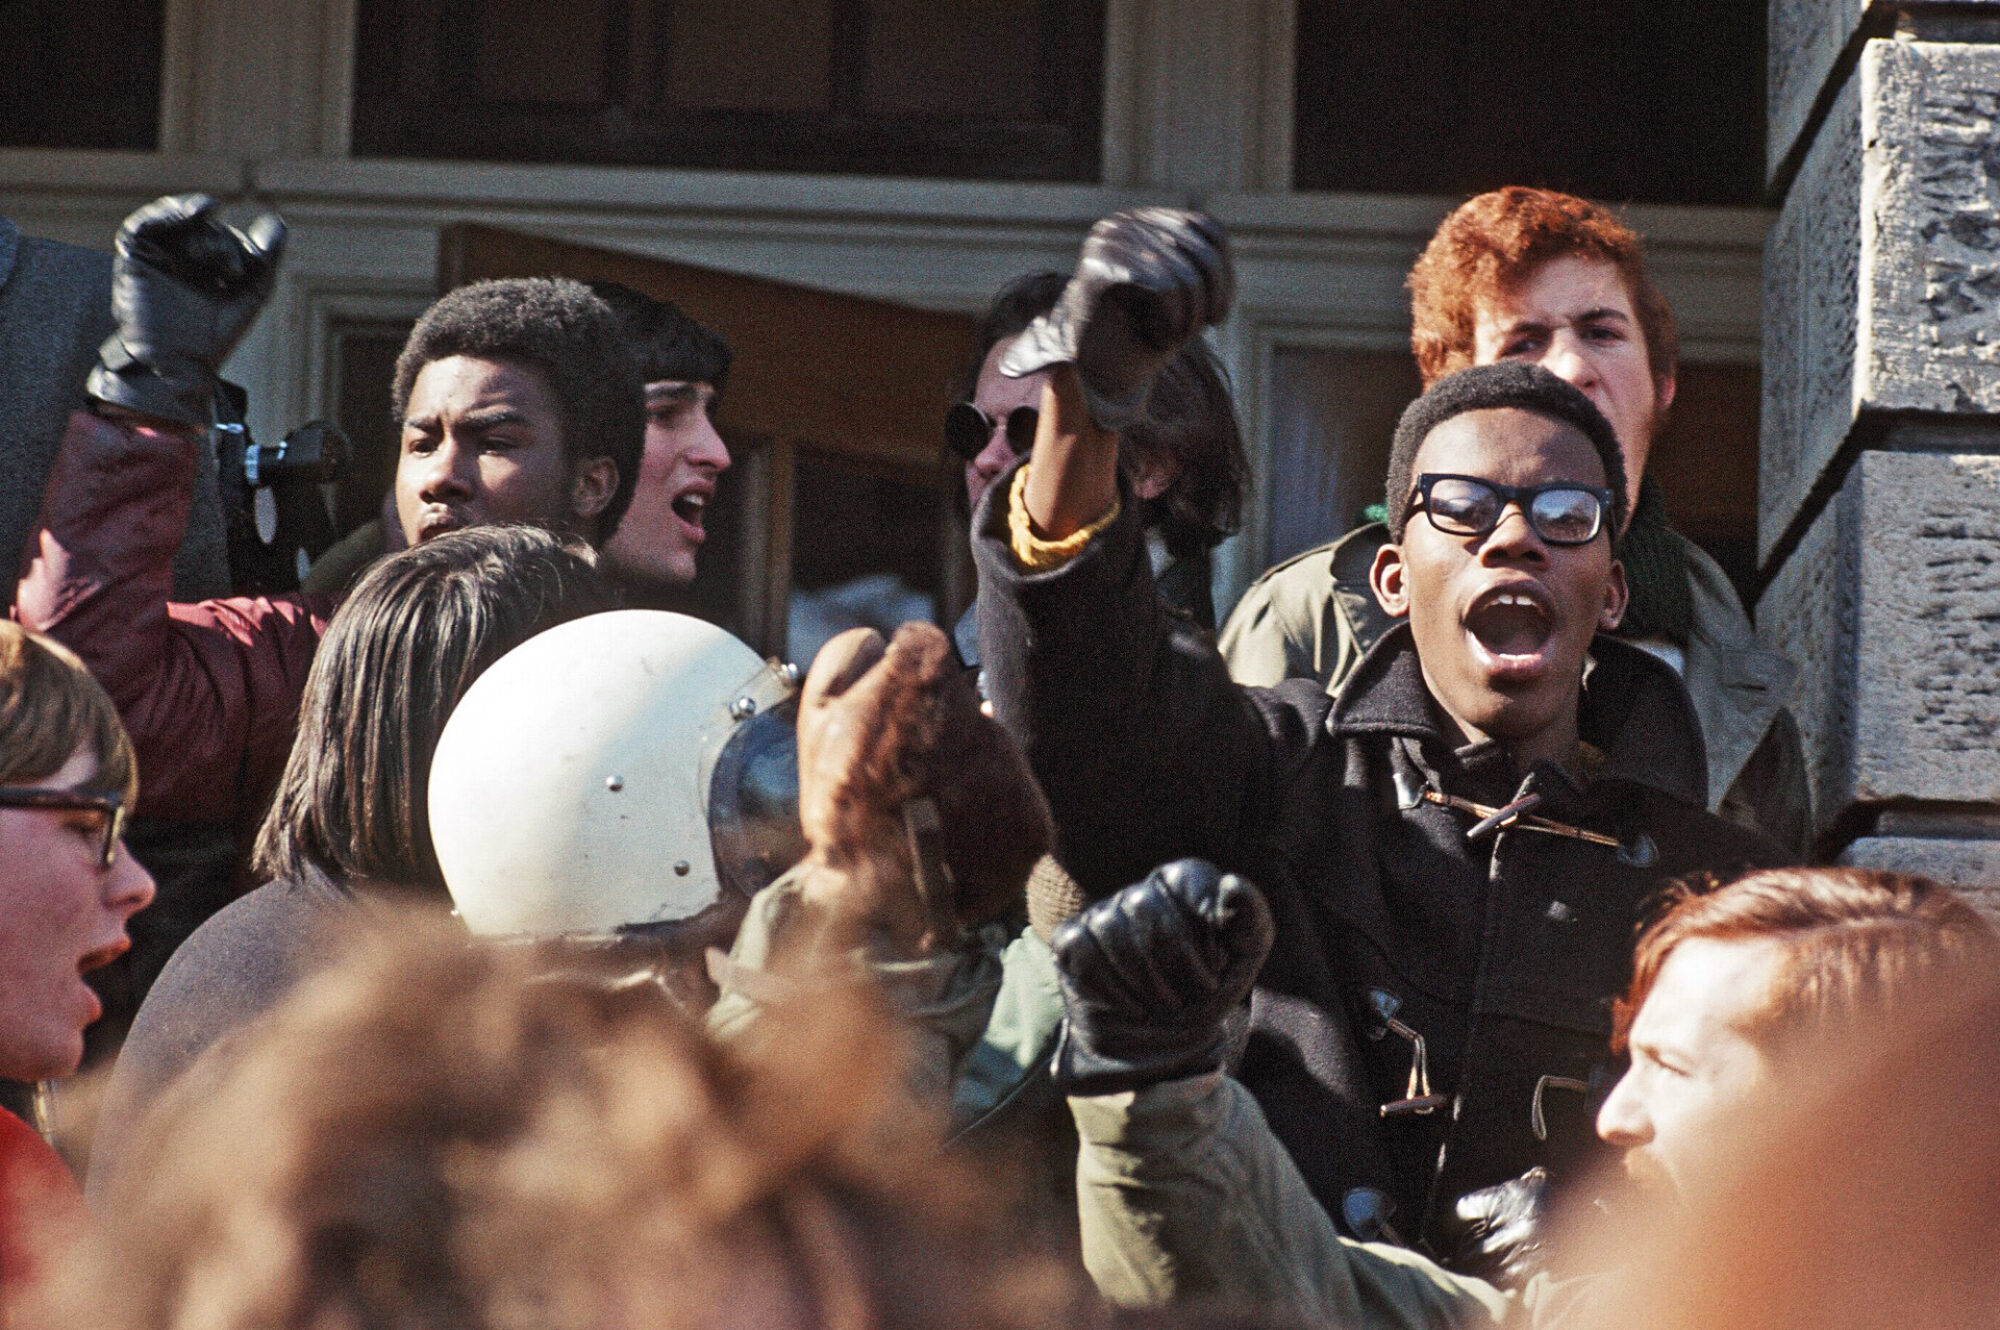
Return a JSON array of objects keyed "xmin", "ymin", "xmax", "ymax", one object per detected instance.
[
  {"xmin": 968, "ymin": 208, "xmax": 1792, "ymax": 1268},
  {"xmin": 0, "ymin": 621, "xmax": 153, "ymax": 1300},
  {"xmin": 0, "ymin": 787, "xmax": 127, "ymax": 873},
  {"xmin": 1221, "ymin": 187, "xmax": 1808, "ymax": 859}
]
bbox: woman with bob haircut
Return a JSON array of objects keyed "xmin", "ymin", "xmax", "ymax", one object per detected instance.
[
  {"xmin": 0, "ymin": 624, "xmax": 155, "ymax": 1293},
  {"xmin": 86, "ymin": 525, "xmax": 612, "ymax": 1196}
]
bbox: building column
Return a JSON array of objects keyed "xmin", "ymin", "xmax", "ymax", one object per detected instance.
[{"xmin": 1761, "ymin": 1, "xmax": 2000, "ymax": 911}]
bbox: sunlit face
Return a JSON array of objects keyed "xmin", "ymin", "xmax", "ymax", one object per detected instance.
[
  {"xmin": 963, "ymin": 337, "xmax": 1047, "ymax": 510},
  {"xmin": 601, "ymin": 380, "xmax": 732, "ymax": 596},
  {"xmin": 1471, "ymin": 254, "xmax": 1673, "ymax": 518},
  {"xmin": 1371, "ymin": 409, "xmax": 1627, "ymax": 755},
  {"xmin": 1596, "ymin": 936, "xmax": 1785, "ymax": 1199},
  {"xmin": 395, "ymin": 355, "xmax": 616, "ymax": 547},
  {"xmin": 0, "ymin": 746, "xmax": 155, "ymax": 1080}
]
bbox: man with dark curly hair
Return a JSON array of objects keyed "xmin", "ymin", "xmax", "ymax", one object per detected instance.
[
  {"xmin": 388, "ymin": 278, "xmax": 644, "ymax": 549},
  {"xmin": 1220, "ymin": 188, "xmax": 1809, "ymax": 855},
  {"xmin": 967, "ymin": 204, "xmax": 1794, "ymax": 1261},
  {"xmin": 304, "ymin": 278, "xmax": 736, "ymax": 605},
  {"xmin": 15, "ymin": 267, "xmax": 642, "ymax": 1023},
  {"xmin": 20, "ymin": 275, "xmax": 641, "ymax": 837}
]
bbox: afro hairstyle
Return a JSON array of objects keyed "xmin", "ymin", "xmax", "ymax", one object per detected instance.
[{"xmin": 392, "ymin": 278, "xmax": 646, "ymax": 539}]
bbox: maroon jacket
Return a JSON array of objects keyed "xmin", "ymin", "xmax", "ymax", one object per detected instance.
[{"xmin": 15, "ymin": 409, "xmax": 333, "ymax": 823}]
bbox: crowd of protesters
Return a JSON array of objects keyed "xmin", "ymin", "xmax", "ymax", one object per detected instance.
[{"xmin": 0, "ymin": 180, "xmax": 1993, "ymax": 1330}]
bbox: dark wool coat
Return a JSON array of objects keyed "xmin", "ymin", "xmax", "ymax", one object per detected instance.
[
  {"xmin": 83, "ymin": 872, "xmax": 360, "ymax": 1202},
  {"xmin": 973, "ymin": 466, "xmax": 1791, "ymax": 1251}
]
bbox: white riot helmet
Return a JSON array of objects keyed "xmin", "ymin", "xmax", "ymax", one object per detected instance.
[{"xmin": 428, "ymin": 609, "xmax": 804, "ymax": 938}]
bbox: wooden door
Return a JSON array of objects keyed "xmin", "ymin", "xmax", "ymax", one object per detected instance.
[{"xmin": 436, "ymin": 223, "xmax": 979, "ymax": 658}]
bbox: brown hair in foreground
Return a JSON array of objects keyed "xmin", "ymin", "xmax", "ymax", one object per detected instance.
[
  {"xmin": 0, "ymin": 621, "xmax": 137, "ymax": 804},
  {"xmin": 26, "ymin": 916, "xmax": 1093, "ymax": 1330},
  {"xmin": 1407, "ymin": 186, "xmax": 1678, "ymax": 390}
]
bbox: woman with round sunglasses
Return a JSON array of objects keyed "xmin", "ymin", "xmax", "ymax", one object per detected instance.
[
  {"xmin": 946, "ymin": 270, "xmax": 1248, "ymax": 660},
  {"xmin": 0, "ymin": 623, "xmax": 155, "ymax": 1295}
]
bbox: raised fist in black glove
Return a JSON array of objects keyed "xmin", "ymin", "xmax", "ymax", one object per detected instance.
[
  {"xmin": 87, "ymin": 193, "xmax": 287, "ymax": 429},
  {"xmin": 1000, "ymin": 208, "xmax": 1232, "ymax": 432},
  {"xmin": 1435, "ymin": 1167, "xmax": 1552, "ymax": 1290},
  {"xmin": 1050, "ymin": 858, "xmax": 1273, "ymax": 1096}
]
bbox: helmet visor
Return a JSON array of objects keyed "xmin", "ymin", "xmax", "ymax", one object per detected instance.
[{"xmin": 700, "ymin": 661, "xmax": 808, "ymax": 901}]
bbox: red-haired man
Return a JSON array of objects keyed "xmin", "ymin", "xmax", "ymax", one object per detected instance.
[{"xmin": 1221, "ymin": 188, "xmax": 1807, "ymax": 853}]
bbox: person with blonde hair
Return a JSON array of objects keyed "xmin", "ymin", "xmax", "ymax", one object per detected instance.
[{"xmin": 0, "ymin": 622, "xmax": 155, "ymax": 1294}]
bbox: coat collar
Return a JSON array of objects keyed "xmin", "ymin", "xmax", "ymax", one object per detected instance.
[{"xmin": 1328, "ymin": 623, "xmax": 1709, "ymax": 807}]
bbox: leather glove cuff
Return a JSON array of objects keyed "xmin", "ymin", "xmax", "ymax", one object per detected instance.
[
  {"xmin": 87, "ymin": 338, "xmax": 212, "ymax": 429},
  {"xmin": 1051, "ymin": 1021, "xmax": 1228, "ymax": 1097}
]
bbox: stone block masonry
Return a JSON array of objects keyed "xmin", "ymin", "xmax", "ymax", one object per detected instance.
[
  {"xmin": 1762, "ymin": 448, "xmax": 2000, "ymax": 836},
  {"xmin": 1763, "ymin": 40, "xmax": 2000, "ymax": 563}
]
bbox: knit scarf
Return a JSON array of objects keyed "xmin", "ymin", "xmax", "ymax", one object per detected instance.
[{"xmin": 1611, "ymin": 474, "xmax": 1693, "ymax": 645}]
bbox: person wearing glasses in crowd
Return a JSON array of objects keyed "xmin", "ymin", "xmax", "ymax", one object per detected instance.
[
  {"xmin": 0, "ymin": 623, "xmax": 155, "ymax": 1297},
  {"xmin": 967, "ymin": 207, "xmax": 1790, "ymax": 1266},
  {"xmin": 1220, "ymin": 187, "xmax": 1809, "ymax": 856},
  {"xmin": 947, "ymin": 270, "xmax": 1247, "ymax": 659}
]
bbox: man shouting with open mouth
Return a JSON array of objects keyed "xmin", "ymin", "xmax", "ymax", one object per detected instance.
[{"xmin": 969, "ymin": 209, "xmax": 1792, "ymax": 1263}]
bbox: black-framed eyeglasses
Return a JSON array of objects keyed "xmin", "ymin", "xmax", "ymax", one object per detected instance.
[
  {"xmin": 944, "ymin": 401, "xmax": 1038, "ymax": 463},
  {"xmin": 0, "ymin": 786, "xmax": 127, "ymax": 869},
  {"xmin": 1408, "ymin": 474, "xmax": 1614, "ymax": 547}
]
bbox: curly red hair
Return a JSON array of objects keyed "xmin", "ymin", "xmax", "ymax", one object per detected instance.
[{"xmin": 1408, "ymin": 187, "xmax": 1678, "ymax": 389}]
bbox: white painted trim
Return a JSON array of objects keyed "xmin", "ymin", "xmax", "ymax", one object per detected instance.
[
  {"xmin": 1247, "ymin": 0, "xmax": 1299, "ymax": 192},
  {"xmin": 156, "ymin": 0, "xmax": 201, "ymax": 156},
  {"xmin": 1099, "ymin": 0, "xmax": 1145, "ymax": 188},
  {"xmin": 309, "ymin": 0, "xmax": 359, "ymax": 157}
]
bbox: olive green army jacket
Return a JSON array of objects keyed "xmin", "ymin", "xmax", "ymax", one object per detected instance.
[{"xmin": 1071, "ymin": 1070, "xmax": 1605, "ymax": 1329}]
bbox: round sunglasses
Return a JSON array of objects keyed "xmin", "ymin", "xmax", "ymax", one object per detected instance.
[{"xmin": 944, "ymin": 401, "xmax": 1038, "ymax": 463}]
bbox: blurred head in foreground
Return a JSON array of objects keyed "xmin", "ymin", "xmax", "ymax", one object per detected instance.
[
  {"xmin": 30, "ymin": 919, "xmax": 1086, "ymax": 1330},
  {"xmin": 1565, "ymin": 867, "xmax": 2000, "ymax": 1330}
]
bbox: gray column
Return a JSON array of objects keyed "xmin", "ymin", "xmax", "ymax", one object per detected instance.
[{"xmin": 1762, "ymin": 2, "xmax": 2000, "ymax": 913}]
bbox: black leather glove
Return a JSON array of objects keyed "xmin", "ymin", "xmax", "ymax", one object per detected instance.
[
  {"xmin": 87, "ymin": 193, "xmax": 287, "ymax": 429},
  {"xmin": 1000, "ymin": 208, "xmax": 1233, "ymax": 432},
  {"xmin": 1434, "ymin": 1167, "xmax": 1552, "ymax": 1290},
  {"xmin": 1050, "ymin": 858, "xmax": 1273, "ymax": 1096}
]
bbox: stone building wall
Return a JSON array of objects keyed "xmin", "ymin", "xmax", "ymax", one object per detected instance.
[{"xmin": 1762, "ymin": 0, "xmax": 2000, "ymax": 913}]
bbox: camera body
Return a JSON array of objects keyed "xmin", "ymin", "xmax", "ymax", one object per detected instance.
[{"xmin": 211, "ymin": 382, "xmax": 350, "ymax": 594}]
